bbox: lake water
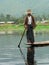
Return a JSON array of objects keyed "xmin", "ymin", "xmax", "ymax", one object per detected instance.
[{"xmin": 0, "ymin": 33, "xmax": 49, "ymax": 65}]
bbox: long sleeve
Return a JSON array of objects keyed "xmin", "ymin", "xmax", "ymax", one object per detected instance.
[
  {"xmin": 32, "ymin": 16, "xmax": 36, "ymax": 29},
  {"xmin": 24, "ymin": 16, "xmax": 28, "ymax": 26},
  {"xmin": 24, "ymin": 16, "xmax": 28, "ymax": 29}
]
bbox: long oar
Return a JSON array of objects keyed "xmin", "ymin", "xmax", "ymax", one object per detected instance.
[
  {"xmin": 18, "ymin": 29, "xmax": 25, "ymax": 48},
  {"xmin": 18, "ymin": 29, "xmax": 27, "ymax": 65}
]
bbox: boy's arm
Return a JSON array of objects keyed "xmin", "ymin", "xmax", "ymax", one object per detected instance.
[
  {"xmin": 32, "ymin": 16, "xmax": 37, "ymax": 29},
  {"xmin": 24, "ymin": 16, "xmax": 28, "ymax": 29}
]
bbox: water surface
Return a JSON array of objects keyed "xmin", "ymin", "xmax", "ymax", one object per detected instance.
[{"xmin": 0, "ymin": 34, "xmax": 49, "ymax": 65}]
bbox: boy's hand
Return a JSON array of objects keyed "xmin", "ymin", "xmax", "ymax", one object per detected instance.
[{"xmin": 24, "ymin": 25, "xmax": 28, "ymax": 29}]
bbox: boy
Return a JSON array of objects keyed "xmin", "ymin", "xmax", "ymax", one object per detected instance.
[{"xmin": 24, "ymin": 9, "xmax": 36, "ymax": 65}]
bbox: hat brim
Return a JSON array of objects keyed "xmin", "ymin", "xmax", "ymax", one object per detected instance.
[{"xmin": 25, "ymin": 11, "xmax": 32, "ymax": 14}]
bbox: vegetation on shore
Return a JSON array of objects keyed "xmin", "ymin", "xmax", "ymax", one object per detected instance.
[
  {"xmin": 0, "ymin": 14, "xmax": 49, "ymax": 33},
  {"xmin": 0, "ymin": 23, "xmax": 49, "ymax": 33}
]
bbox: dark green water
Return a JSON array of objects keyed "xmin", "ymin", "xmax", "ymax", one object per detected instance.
[{"xmin": 0, "ymin": 34, "xmax": 49, "ymax": 65}]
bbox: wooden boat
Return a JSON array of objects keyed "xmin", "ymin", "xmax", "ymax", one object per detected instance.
[{"xmin": 26, "ymin": 41, "xmax": 49, "ymax": 47}]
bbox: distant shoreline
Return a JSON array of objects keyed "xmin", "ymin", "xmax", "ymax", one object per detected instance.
[{"xmin": 0, "ymin": 23, "xmax": 49, "ymax": 34}]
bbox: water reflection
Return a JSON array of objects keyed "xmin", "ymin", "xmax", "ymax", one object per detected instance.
[{"xmin": 0, "ymin": 34, "xmax": 49, "ymax": 65}]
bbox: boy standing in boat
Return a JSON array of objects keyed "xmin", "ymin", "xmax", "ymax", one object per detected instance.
[{"xmin": 24, "ymin": 9, "xmax": 36, "ymax": 65}]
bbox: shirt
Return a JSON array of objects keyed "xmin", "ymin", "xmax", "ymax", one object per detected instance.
[{"xmin": 28, "ymin": 16, "xmax": 32, "ymax": 25}]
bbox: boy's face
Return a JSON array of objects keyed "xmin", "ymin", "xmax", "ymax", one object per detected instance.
[{"xmin": 27, "ymin": 13, "xmax": 31, "ymax": 16}]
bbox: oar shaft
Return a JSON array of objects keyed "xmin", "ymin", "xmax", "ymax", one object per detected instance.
[{"xmin": 18, "ymin": 29, "xmax": 25, "ymax": 48}]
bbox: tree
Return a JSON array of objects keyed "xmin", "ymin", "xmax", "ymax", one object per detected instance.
[
  {"xmin": 0, "ymin": 13, "xmax": 5, "ymax": 21},
  {"xmin": 6, "ymin": 14, "xmax": 11, "ymax": 21}
]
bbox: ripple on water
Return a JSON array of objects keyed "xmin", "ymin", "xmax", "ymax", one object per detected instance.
[{"xmin": 0, "ymin": 60, "xmax": 25, "ymax": 65}]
